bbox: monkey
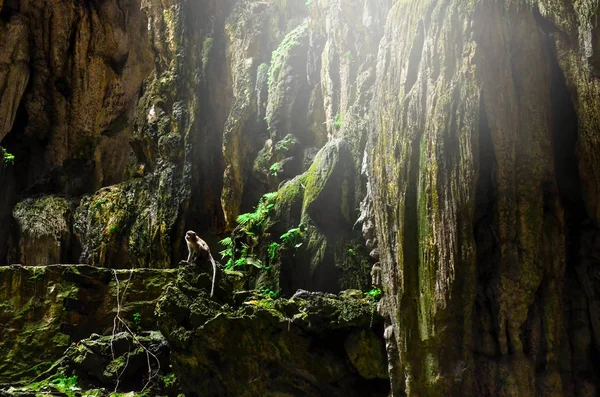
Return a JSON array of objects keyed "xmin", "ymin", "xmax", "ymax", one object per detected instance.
[
  {"xmin": 371, "ymin": 262, "xmax": 382, "ymax": 288},
  {"xmin": 185, "ymin": 230, "xmax": 217, "ymax": 298}
]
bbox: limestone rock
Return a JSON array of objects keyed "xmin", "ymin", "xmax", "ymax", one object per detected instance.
[
  {"xmin": 156, "ymin": 264, "xmax": 389, "ymax": 396},
  {"xmin": 65, "ymin": 331, "xmax": 169, "ymax": 387},
  {"xmin": 344, "ymin": 329, "xmax": 387, "ymax": 380},
  {"xmin": 0, "ymin": 265, "xmax": 176, "ymax": 384},
  {"xmin": 0, "ymin": 14, "xmax": 29, "ymax": 142},
  {"xmin": 12, "ymin": 196, "xmax": 74, "ymax": 266}
]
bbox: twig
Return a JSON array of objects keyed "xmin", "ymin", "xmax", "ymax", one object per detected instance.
[{"xmin": 110, "ymin": 269, "xmax": 161, "ymax": 392}]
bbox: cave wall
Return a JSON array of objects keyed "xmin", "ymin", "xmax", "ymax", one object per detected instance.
[
  {"xmin": 369, "ymin": 1, "xmax": 600, "ymax": 396},
  {"xmin": 1, "ymin": 0, "xmax": 600, "ymax": 395}
]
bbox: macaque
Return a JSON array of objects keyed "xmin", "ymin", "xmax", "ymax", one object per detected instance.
[
  {"xmin": 185, "ymin": 230, "xmax": 216, "ymax": 297},
  {"xmin": 371, "ymin": 263, "xmax": 382, "ymax": 288}
]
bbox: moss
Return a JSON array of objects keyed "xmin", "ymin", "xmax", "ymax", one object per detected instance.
[
  {"xmin": 202, "ymin": 37, "xmax": 214, "ymax": 69},
  {"xmin": 274, "ymin": 174, "xmax": 306, "ymax": 222},
  {"xmin": 0, "ymin": 265, "xmax": 176, "ymax": 384},
  {"xmin": 13, "ymin": 197, "xmax": 72, "ymax": 241},
  {"xmin": 267, "ymin": 21, "xmax": 309, "ymax": 90}
]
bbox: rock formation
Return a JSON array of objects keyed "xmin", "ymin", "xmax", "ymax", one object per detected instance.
[{"xmin": 1, "ymin": 0, "xmax": 600, "ymax": 395}]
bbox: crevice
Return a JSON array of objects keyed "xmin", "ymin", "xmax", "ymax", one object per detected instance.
[
  {"xmin": 472, "ymin": 94, "xmax": 501, "ymax": 359},
  {"xmin": 545, "ymin": 21, "xmax": 600, "ymax": 385},
  {"xmin": 520, "ymin": 282, "xmax": 546, "ymax": 370},
  {"xmin": 400, "ymin": 127, "xmax": 423, "ymax": 380},
  {"xmin": 404, "ymin": 21, "xmax": 425, "ymax": 94}
]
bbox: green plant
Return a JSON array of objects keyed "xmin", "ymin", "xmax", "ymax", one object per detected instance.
[
  {"xmin": 133, "ymin": 313, "xmax": 142, "ymax": 331},
  {"xmin": 348, "ymin": 248, "xmax": 356, "ymax": 256},
  {"xmin": 268, "ymin": 242, "xmax": 281, "ymax": 262},
  {"xmin": 260, "ymin": 288, "xmax": 279, "ymax": 299},
  {"xmin": 275, "ymin": 134, "xmax": 296, "ymax": 152},
  {"xmin": 161, "ymin": 373, "xmax": 177, "ymax": 388},
  {"xmin": 269, "ymin": 162, "xmax": 282, "ymax": 177},
  {"xmin": 222, "ymin": 241, "xmax": 265, "ymax": 270},
  {"xmin": 305, "ymin": 0, "xmax": 312, "ymax": 5},
  {"xmin": 221, "ymin": 193, "xmax": 279, "ymax": 271},
  {"xmin": 267, "ymin": 22, "xmax": 309, "ymax": 89},
  {"xmin": 2, "ymin": 148, "xmax": 15, "ymax": 165},
  {"xmin": 202, "ymin": 37, "xmax": 214, "ymax": 67},
  {"xmin": 219, "ymin": 237, "xmax": 235, "ymax": 269},
  {"xmin": 365, "ymin": 288, "xmax": 382, "ymax": 301},
  {"xmin": 344, "ymin": 51, "xmax": 352, "ymax": 60},
  {"xmin": 235, "ymin": 192, "xmax": 278, "ymax": 235},
  {"xmin": 90, "ymin": 199, "xmax": 107, "ymax": 211},
  {"xmin": 280, "ymin": 224, "xmax": 305, "ymax": 249},
  {"xmin": 109, "ymin": 225, "xmax": 119, "ymax": 234},
  {"xmin": 244, "ymin": 256, "xmax": 265, "ymax": 269},
  {"xmin": 334, "ymin": 113, "xmax": 344, "ymax": 128},
  {"xmin": 51, "ymin": 374, "xmax": 78, "ymax": 390}
]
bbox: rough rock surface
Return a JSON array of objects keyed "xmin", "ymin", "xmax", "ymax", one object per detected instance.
[
  {"xmin": 156, "ymin": 263, "xmax": 389, "ymax": 396},
  {"xmin": 1, "ymin": 0, "xmax": 600, "ymax": 396},
  {"xmin": 369, "ymin": 1, "xmax": 600, "ymax": 396},
  {"xmin": 0, "ymin": 265, "xmax": 176, "ymax": 384},
  {"xmin": 11, "ymin": 196, "xmax": 75, "ymax": 266},
  {"xmin": 0, "ymin": 0, "xmax": 153, "ymax": 194},
  {"xmin": 65, "ymin": 331, "xmax": 169, "ymax": 389}
]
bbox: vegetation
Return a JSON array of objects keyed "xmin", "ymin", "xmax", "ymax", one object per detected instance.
[
  {"xmin": 334, "ymin": 113, "xmax": 344, "ymax": 128},
  {"xmin": 275, "ymin": 134, "xmax": 296, "ymax": 152},
  {"xmin": 260, "ymin": 288, "xmax": 279, "ymax": 299},
  {"xmin": 2, "ymin": 147, "xmax": 15, "ymax": 165},
  {"xmin": 280, "ymin": 224, "xmax": 305, "ymax": 249},
  {"xmin": 161, "ymin": 372, "xmax": 177, "ymax": 388},
  {"xmin": 51, "ymin": 374, "xmax": 78, "ymax": 390},
  {"xmin": 202, "ymin": 37, "xmax": 214, "ymax": 68},
  {"xmin": 269, "ymin": 162, "xmax": 283, "ymax": 176},
  {"xmin": 267, "ymin": 22, "xmax": 309, "ymax": 89},
  {"xmin": 220, "ymin": 193, "xmax": 279, "ymax": 270},
  {"xmin": 268, "ymin": 242, "xmax": 281, "ymax": 262},
  {"xmin": 90, "ymin": 199, "xmax": 107, "ymax": 211},
  {"xmin": 219, "ymin": 236, "xmax": 235, "ymax": 268},
  {"xmin": 365, "ymin": 288, "xmax": 381, "ymax": 302},
  {"xmin": 235, "ymin": 192, "xmax": 277, "ymax": 236},
  {"xmin": 133, "ymin": 312, "xmax": 142, "ymax": 331}
]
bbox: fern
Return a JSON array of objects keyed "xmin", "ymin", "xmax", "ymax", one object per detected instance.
[
  {"xmin": 246, "ymin": 257, "xmax": 264, "ymax": 269},
  {"xmin": 2, "ymin": 148, "xmax": 15, "ymax": 165},
  {"xmin": 269, "ymin": 162, "xmax": 282, "ymax": 176},
  {"xmin": 263, "ymin": 192, "xmax": 278, "ymax": 201},
  {"xmin": 236, "ymin": 213, "xmax": 253, "ymax": 226},
  {"xmin": 219, "ymin": 237, "xmax": 233, "ymax": 248},
  {"xmin": 334, "ymin": 113, "xmax": 343, "ymax": 128},
  {"xmin": 280, "ymin": 227, "xmax": 303, "ymax": 249},
  {"xmin": 268, "ymin": 242, "xmax": 281, "ymax": 262}
]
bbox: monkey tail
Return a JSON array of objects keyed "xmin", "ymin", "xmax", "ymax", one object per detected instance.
[{"xmin": 209, "ymin": 254, "xmax": 216, "ymax": 297}]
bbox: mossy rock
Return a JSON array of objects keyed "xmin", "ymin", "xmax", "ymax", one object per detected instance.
[
  {"xmin": 302, "ymin": 138, "xmax": 355, "ymax": 233},
  {"xmin": 0, "ymin": 265, "xmax": 176, "ymax": 385},
  {"xmin": 65, "ymin": 331, "xmax": 169, "ymax": 387},
  {"xmin": 156, "ymin": 261, "xmax": 388, "ymax": 396},
  {"xmin": 74, "ymin": 172, "xmax": 184, "ymax": 269},
  {"xmin": 344, "ymin": 329, "xmax": 388, "ymax": 380},
  {"xmin": 12, "ymin": 196, "xmax": 74, "ymax": 266}
]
